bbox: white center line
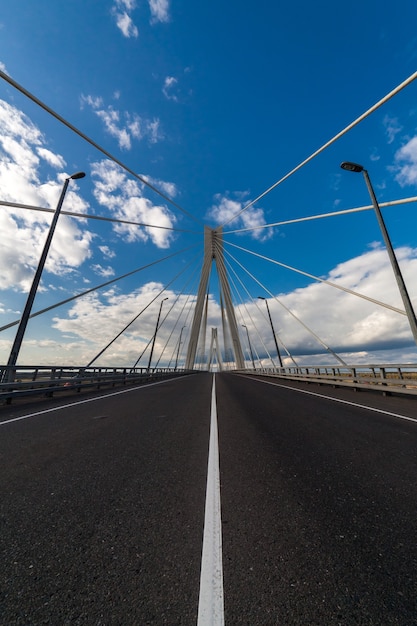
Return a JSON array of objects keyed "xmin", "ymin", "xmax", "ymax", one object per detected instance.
[{"xmin": 197, "ymin": 374, "xmax": 225, "ymax": 626}]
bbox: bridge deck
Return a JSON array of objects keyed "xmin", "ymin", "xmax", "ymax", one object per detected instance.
[{"xmin": 1, "ymin": 373, "xmax": 416, "ymax": 624}]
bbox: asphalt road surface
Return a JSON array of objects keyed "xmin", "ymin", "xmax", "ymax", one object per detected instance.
[{"xmin": 1, "ymin": 372, "xmax": 417, "ymax": 625}]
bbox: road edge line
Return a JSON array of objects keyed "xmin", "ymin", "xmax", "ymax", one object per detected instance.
[
  {"xmin": 235, "ymin": 374, "xmax": 417, "ymax": 424},
  {"xmin": 0, "ymin": 374, "xmax": 197, "ymax": 427}
]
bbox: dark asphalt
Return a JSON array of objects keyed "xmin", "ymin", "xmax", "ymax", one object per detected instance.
[
  {"xmin": 1, "ymin": 372, "xmax": 417, "ymax": 625},
  {"xmin": 216, "ymin": 373, "xmax": 417, "ymax": 625},
  {"xmin": 0, "ymin": 374, "xmax": 212, "ymax": 625}
]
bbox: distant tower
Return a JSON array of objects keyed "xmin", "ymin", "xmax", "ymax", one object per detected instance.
[
  {"xmin": 207, "ymin": 328, "xmax": 223, "ymax": 372},
  {"xmin": 185, "ymin": 227, "xmax": 245, "ymax": 370}
]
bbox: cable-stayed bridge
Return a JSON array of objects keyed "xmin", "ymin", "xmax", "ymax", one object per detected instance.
[
  {"xmin": 1, "ymin": 72, "xmax": 417, "ymax": 624},
  {"xmin": 1, "ymin": 68, "xmax": 417, "ymax": 375}
]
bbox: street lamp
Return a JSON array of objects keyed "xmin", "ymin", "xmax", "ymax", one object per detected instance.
[
  {"xmin": 258, "ymin": 296, "xmax": 283, "ymax": 367},
  {"xmin": 175, "ymin": 325, "xmax": 186, "ymax": 370},
  {"xmin": 242, "ymin": 324, "xmax": 256, "ymax": 369},
  {"xmin": 340, "ymin": 162, "xmax": 417, "ymax": 346},
  {"xmin": 3, "ymin": 171, "xmax": 86, "ymax": 383},
  {"xmin": 147, "ymin": 297, "xmax": 168, "ymax": 372}
]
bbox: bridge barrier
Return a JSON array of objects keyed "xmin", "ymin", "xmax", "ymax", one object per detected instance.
[
  {"xmin": 235, "ymin": 364, "xmax": 417, "ymax": 397},
  {"xmin": 0, "ymin": 365, "xmax": 195, "ymax": 405}
]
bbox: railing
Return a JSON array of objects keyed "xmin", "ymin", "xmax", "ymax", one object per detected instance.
[
  {"xmin": 236, "ymin": 363, "xmax": 417, "ymax": 396},
  {"xmin": 3, "ymin": 363, "xmax": 417, "ymax": 404},
  {"xmin": 0, "ymin": 365, "xmax": 194, "ymax": 405}
]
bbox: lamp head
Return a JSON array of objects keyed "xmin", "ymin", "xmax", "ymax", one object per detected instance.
[
  {"xmin": 257, "ymin": 296, "xmax": 265, "ymax": 300},
  {"xmin": 340, "ymin": 161, "xmax": 363, "ymax": 173},
  {"xmin": 70, "ymin": 171, "xmax": 86, "ymax": 180}
]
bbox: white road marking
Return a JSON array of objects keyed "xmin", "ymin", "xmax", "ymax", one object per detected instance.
[
  {"xmin": 198, "ymin": 374, "xmax": 225, "ymax": 626},
  {"xmin": 238, "ymin": 375, "xmax": 417, "ymax": 424},
  {"xmin": 0, "ymin": 375, "xmax": 195, "ymax": 427}
]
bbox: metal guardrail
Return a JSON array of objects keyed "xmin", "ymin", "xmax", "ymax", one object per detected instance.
[
  {"xmin": 236, "ymin": 363, "xmax": 417, "ymax": 396},
  {"xmin": 2, "ymin": 363, "xmax": 417, "ymax": 404},
  {"xmin": 0, "ymin": 365, "xmax": 194, "ymax": 404}
]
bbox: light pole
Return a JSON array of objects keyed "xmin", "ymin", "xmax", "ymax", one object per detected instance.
[
  {"xmin": 340, "ymin": 161, "xmax": 417, "ymax": 346},
  {"xmin": 258, "ymin": 296, "xmax": 283, "ymax": 367},
  {"xmin": 242, "ymin": 324, "xmax": 256, "ymax": 369},
  {"xmin": 147, "ymin": 297, "xmax": 168, "ymax": 372},
  {"xmin": 3, "ymin": 172, "xmax": 86, "ymax": 383},
  {"xmin": 175, "ymin": 325, "xmax": 186, "ymax": 370}
]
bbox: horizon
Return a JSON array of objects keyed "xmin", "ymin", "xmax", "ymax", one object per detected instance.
[{"xmin": 1, "ymin": 1, "xmax": 417, "ymax": 368}]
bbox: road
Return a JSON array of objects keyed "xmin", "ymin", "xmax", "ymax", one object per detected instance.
[{"xmin": 1, "ymin": 372, "xmax": 417, "ymax": 625}]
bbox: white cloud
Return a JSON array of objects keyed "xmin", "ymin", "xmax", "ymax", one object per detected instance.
[
  {"xmin": 393, "ymin": 135, "xmax": 417, "ymax": 186},
  {"xmin": 369, "ymin": 148, "xmax": 380, "ymax": 162},
  {"xmin": 146, "ymin": 118, "xmax": 163, "ymax": 143},
  {"xmin": 80, "ymin": 94, "xmax": 162, "ymax": 149},
  {"xmin": 80, "ymin": 94, "xmax": 103, "ymax": 109},
  {"xmin": 37, "ymin": 147, "xmax": 66, "ymax": 169},
  {"xmin": 0, "ymin": 99, "xmax": 93, "ymax": 292},
  {"xmin": 111, "ymin": 1, "xmax": 138, "ymax": 38},
  {"xmin": 207, "ymin": 192, "xmax": 271, "ymax": 240},
  {"xmin": 0, "ymin": 61, "xmax": 9, "ymax": 75},
  {"xmin": 1, "ymin": 135, "xmax": 39, "ymax": 169},
  {"xmin": 91, "ymin": 159, "xmax": 176, "ymax": 248},
  {"xmin": 143, "ymin": 175, "xmax": 178, "ymax": 198},
  {"xmin": 96, "ymin": 108, "xmax": 132, "ymax": 149},
  {"xmin": 383, "ymin": 114, "xmax": 403, "ymax": 144},
  {"xmin": 127, "ymin": 116, "xmax": 141, "ymax": 139},
  {"xmin": 0, "ymin": 100, "xmax": 41, "ymax": 145},
  {"xmin": 114, "ymin": 11, "xmax": 139, "ymax": 38},
  {"xmin": 91, "ymin": 264, "xmax": 116, "ymax": 278},
  {"xmin": 111, "ymin": 0, "xmax": 169, "ymax": 35},
  {"xmin": 115, "ymin": 0, "xmax": 136, "ymax": 10},
  {"xmin": 149, "ymin": 0, "xmax": 170, "ymax": 23},
  {"xmin": 99, "ymin": 245, "xmax": 116, "ymax": 258},
  {"xmin": 163, "ymin": 76, "xmax": 179, "ymax": 101}
]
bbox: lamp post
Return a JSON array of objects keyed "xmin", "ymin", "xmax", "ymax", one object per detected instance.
[
  {"xmin": 147, "ymin": 297, "xmax": 168, "ymax": 372},
  {"xmin": 340, "ymin": 162, "xmax": 417, "ymax": 346},
  {"xmin": 3, "ymin": 172, "xmax": 86, "ymax": 383},
  {"xmin": 175, "ymin": 325, "xmax": 186, "ymax": 370},
  {"xmin": 242, "ymin": 324, "xmax": 256, "ymax": 369},
  {"xmin": 258, "ymin": 296, "xmax": 283, "ymax": 367}
]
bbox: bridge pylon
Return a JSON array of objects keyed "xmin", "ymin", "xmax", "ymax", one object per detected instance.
[{"xmin": 185, "ymin": 227, "xmax": 245, "ymax": 370}]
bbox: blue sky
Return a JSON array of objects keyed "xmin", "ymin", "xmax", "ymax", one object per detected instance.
[{"xmin": 1, "ymin": 0, "xmax": 417, "ymax": 367}]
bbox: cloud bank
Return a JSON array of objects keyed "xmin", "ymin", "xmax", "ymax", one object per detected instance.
[
  {"xmin": 91, "ymin": 159, "xmax": 176, "ymax": 248},
  {"xmin": 12, "ymin": 245, "xmax": 412, "ymax": 368},
  {"xmin": 0, "ymin": 99, "xmax": 93, "ymax": 292}
]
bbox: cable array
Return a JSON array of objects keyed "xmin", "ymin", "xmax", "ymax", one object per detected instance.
[
  {"xmin": 1, "ymin": 69, "xmax": 417, "ymax": 368},
  {"xmin": 219, "ymin": 71, "xmax": 417, "ymax": 228}
]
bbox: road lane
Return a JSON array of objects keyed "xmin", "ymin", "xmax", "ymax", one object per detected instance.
[
  {"xmin": 236, "ymin": 372, "xmax": 417, "ymax": 421},
  {"xmin": 216, "ymin": 372, "xmax": 417, "ymax": 625},
  {"xmin": 2, "ymin": 370, "xmax": 417, "ymax": 624},
  {"xmin": 0, "ymin": 373, "xmax": 212, "ymax": 625},
  {"xmin": 238, "ymin": 372, "xmax": 417, "ymax": 423}
]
